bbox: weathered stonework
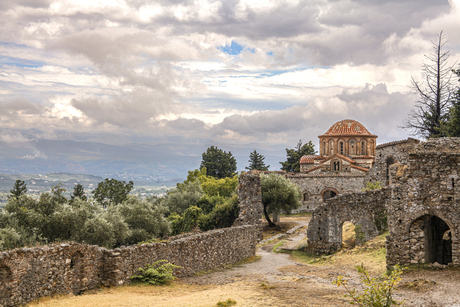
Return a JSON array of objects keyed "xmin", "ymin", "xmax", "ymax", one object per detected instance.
[
  {"xmin": 0, "ymin": 172, "xmax": 264, "ymax": 307},
  {"xmin": 307, "ymin": 137, "xmax": 460, "ymax": 270}
]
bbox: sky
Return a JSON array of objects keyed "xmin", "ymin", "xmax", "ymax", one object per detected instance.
[{"xmin": 1, "ymin": 0, "xmax": 460, "ymax": 172}]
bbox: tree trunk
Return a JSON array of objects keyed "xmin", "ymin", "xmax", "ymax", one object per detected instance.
[{"xmin": 263, "ymin": 204, "xmax": 276, "ymax": 227}]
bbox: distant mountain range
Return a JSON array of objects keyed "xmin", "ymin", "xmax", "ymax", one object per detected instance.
[{"xmin": 0, "ymin": 128, "xmax": 287, "ymax": 180}]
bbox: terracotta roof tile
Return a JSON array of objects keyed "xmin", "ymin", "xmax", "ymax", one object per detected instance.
[
  {"xmin": 299, "ymin": 155, "xmax": 318, "ymax": 164},
  {"xmin": 319, "ymin": 119, "xmax": 377, "ymax": 137},
  {"xmin": 350, "ymin": 165, "xmax": 370, "ymax": 172}
]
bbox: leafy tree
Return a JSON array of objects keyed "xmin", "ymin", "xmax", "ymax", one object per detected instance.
[
  {"xmin": 443, "ymin": 68, "xmax": 460, "ymax": 137},
  {"xmin": 246, "ymin": 150, "xmax": 270, "ymax": 171},
  {"xmin": 8, "ymin": 180, "xmax": 27, "ymax": 200},
  {"xmin": 71, "ymin": 183, "xmax": 87, "ymax": 201},
  {"xmin": 163, "ymin": 180, "xmax": 203, "ymax": 215},
  {"xmin": 200, "ymin": 146, "xmax": 237, "ymax": 179},
  {"xmin": 260, "ymin": 173, "xmax": 302, "ymax": 227},
  {"xmin": 92, "ymin": 178, "xmax": 134, "ymax": 207},
  {"xmin": 280, "ymin": 140, "xmax": 316, "ymax": 172},
  {"xmin": 403, "ymin": 31, "xmax": 456, "ymax": 138}
]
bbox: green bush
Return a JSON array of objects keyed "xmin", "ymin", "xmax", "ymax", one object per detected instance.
[
  {"xmin": 216, "ymin": 298, "xmax": 237, "ymax": 307},
  {"xmin": 130, "ymin": 260, "xmax": 181, "ymax": 285},
  {"xmin": 167, "ymin": 213, "xmax": 184, "ymax": 236},
  {"xmin": 198, "ymin": 195, "xmax": 240, "ymax": 231},
  {"xmin": 333, "ymin": 263, "xmax": 406, "ymax": 306}
]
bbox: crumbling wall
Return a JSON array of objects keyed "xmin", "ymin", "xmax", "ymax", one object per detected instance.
[
  {"xmin": 234, "ymin": 170, "xmax": 263, "ymax": 226},
  {"xmin": 287, "ymin": 174, "xmax": 366, "ymax": 212},
  {"xmin": 306, "ymin": 188, "xmax": 390, "ymax": 254},
  {"xmin": 386, "ymin": 138, "xmax": 460, "ymax": 268},
  {"xmin": 366, "ymin": 138, "xmax": 419, "ymax": 185}
]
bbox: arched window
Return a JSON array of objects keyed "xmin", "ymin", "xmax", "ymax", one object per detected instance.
[
  {"xmin": 332, "ymin": 159, "xmax": 340, "ymax": 171},
  {"xmin": 349, "ymin": 140, "xmax": 356, "ymax": 155},
  {"xmin": 361, "ymin": 140, "xmax": 366, "ymax": 155},
  {"xmin": 323, "ymin": 141, "xmax": 326, "ymax": 155},
  {"xmin": 303, "ymin": 192, "xmax": 310, "ymax": 202},
  {"xmin": 339, "ymin": 141, "xmax": 344, "ymax": 155}
]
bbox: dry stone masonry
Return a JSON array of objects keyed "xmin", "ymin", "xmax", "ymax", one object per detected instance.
[
  {"xmin": 0, "ymin": 172, "xmax": 263, "ymax": 307},
  {"xmin": 307, "ymin": 137, "xmax": 460, "ymax": 269}
]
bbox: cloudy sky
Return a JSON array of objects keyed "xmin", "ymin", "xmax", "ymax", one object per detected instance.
[{"xmin": 1, "ymin": 0, "xmax": 460, "ymax": 171}]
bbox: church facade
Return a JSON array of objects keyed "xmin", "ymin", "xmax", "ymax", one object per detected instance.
[{"xmin": 285, "ymin": 119, "xmax": 419, "ymax": 212}]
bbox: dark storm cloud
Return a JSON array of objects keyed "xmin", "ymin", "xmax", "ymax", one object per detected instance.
[{"xmin": 213, "ymin": 83, "xmax": 413, "ymax": 144}]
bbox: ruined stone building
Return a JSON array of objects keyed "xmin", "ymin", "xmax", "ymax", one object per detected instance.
[{"xmin": 306, "ymin": 138, "xmax": 460, "ymax": 268}]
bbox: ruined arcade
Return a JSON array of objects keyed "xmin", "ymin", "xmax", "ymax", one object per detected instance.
[{"xmin": 307, "ymin": 137, "xmax": 460, "ymax": 268}]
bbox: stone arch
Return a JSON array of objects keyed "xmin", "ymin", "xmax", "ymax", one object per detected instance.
[
  {"xmin": 69, "ymin": 251, "xmax": 85, "ymax": 295},
  {"xmin": 307, "ymin": 203, "xmax": 380, "ymax": 254},
  {"xmin": 0, "ymin": 264, "xmax": 13, "ymax": 299},
  {"xmin": 321, "ymin": 188, "xmax": 339, "ymax": 201},
  {"xmin": 408, "ymin": 214, "xmax": 453, "ymax": 265}
]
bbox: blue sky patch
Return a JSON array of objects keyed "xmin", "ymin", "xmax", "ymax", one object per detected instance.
[
  {"xmin": 218, "ymin": 41, "xmax": 244, "ymax": 55},
  {"xmin": 0, "ymin": 56, "xmax": 44, "ymax": 68}
]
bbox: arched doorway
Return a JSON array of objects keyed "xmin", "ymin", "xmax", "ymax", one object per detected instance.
[
  {"xmin": 410, "ymin": 215, "xmax": 452, "ymax": 265},
  {"xmin": 322, "ymin": 189, "xmax": 337, "ymax": 201}
]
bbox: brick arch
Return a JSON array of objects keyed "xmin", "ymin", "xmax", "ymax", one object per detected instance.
[
  {"xmin": 320, "ymin": 187, "xmax": 340, "ymax": 201},
  {"xmin": 0, "ymin": 264, "xmax": 13, "ymax": 299}
]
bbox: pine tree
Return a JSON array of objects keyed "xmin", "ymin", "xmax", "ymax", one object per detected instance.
[
  {"xmin": 8, "ymin": 180, "xmax": 27, "ymax": 200},
  {"xmin": 444, "ymin": 69, "xmax": 460, "ymax": 137},
  {"xmin": 200, "ymin": 146, "xmax": 237, "ymax": 179},
  {"xmin": 280, "ymin": 140, "xmax": 315, "ymax": 172},
  {"xmin": 246, "ymin": 150, "xmax": 270, "ymax": 171},
  {"xmin": 71, "ymin": 183, "xmax": 87, "ymax": 201}
]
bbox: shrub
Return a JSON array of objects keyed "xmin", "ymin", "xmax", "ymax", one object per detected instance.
[
  {"xmin": 198, "ymin": 195, "xmax": 240, "ymax": 231},
  {"xmin": 216, "ymin": 298, "xmax": 237, "ymax": 307},
  {"xmin": 130, "ymin": 260, "xmax": 181, "ymax": 285},
  {"xmin": 333, "ymin": 263, "xmax": 406, "ymax": 306},
  {"xmin": 361, "ymin": 181, "xmax": 382, "ymax": 192}
]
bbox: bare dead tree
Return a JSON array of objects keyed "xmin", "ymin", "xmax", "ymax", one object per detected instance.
[{"xmin": 403, "ymin": 31, "xmax": 456, "ymax": 138}]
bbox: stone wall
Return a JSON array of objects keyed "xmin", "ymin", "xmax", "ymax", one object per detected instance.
[
  {"xmin": 0, "ymin": 172, "xmax": 264, "ymax": 307},
  {"xmin": 287, "ymin": 174, "xmax": 366, "ymax": 212},
  {"xmin": 306, "ymin": 188, "xmax": 390, "ymax": 254},
  {"xmin": 0, "ymin": 225, "xmax": 259, "ymax": 307},
  {"xmin": 366, "ymin": 138, "xmax": 419, "ymax": 185},
  {"xmin": 386, "ymin": 138, "xmax": 460, "ymax": 268}
]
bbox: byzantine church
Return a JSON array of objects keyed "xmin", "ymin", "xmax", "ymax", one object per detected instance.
[{"xmin": 285, "ymin": 119, "xmax": 419, "ymax": 212}]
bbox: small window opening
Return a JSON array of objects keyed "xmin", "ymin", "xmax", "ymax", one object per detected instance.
[
  {"xmin": 452, "ymin": 178, "xmax": 455, "ymax": 188},
  {"xmin": 340, "ymin": 142, "xmax": 344, "ymax": 155}
]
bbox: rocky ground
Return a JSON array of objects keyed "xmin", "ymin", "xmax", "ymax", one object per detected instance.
[{"xmin": 29, "ymin": 215, "xmax": 460, "ymax": 307}]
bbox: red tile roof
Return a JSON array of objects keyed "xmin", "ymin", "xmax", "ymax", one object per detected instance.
[
  {"xmin": 319, "ymin": 119, "xmax": 377, "ymax": 137},
  {"xmin": 299, "ymin": 155, "xmax": 317, "ymax": 164}
]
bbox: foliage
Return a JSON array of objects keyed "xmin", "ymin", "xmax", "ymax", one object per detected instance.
[
  {"xmin": 92, "ymin": 178, "xmax": 134, "ymax": 207},
  {"xmin": 130, "ymin": 260, "xmax": 181, "ymax": 285},
  {"xmin": 354, "ymin": 224, "xmax": 366, "ymax": 245},
  {"xmin": 402, "ymin": 31, "xmax": 456, "ymax": 138},
  {"xmin": 216, "ymin": 298, "xmax": 237, "ymax": 307},
  {"xmin": 116, "ymin": 196, "xmax": 170, "ymax": 245},
  {"xmin": 280, "ymin": 140, "xmax": 316, "ymax": 172},
  {"xmin": 261, "ymin": 173, "xmax": 302, "ymax": 227},
  {"xmin": 246, "ymin": 150, "xmax": 270, "ymax": 171},
  {"xmin": 333, "ymin": 263, "xmax": 406, "ymax": 306},
  {"xmin": 8, "ymin": 180, "xmax": 27, "ymax": 200},
  {"xmin": 198, "ymin": 195, "xmax": 240, "ymax": 231},
  {"xmin": 71, "ymin": 183, "xmax": 87, "ymax": 201},
  {"xmin": 443, "ymin": 69, "xmax": 460, "ymax": 137},
  {"xmin": 200, "ymin": 146, "xmax": 237, "ymax": 179},
  {"xmin": 0, "ymin": 182, "xmax": 170, "ymax": 250},
  {"xmin": 374, "ymin": 209, "xmax": 388, "ymax": 235},
  {"xmin": 361, "ymin": 181, "xmax": 382, "ymax": 192},
  {"xmin": 163, "ymin": 180, "xmax": 203, "ymax": 215}
]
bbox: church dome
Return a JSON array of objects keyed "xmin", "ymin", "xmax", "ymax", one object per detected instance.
[{"xmin": 320, "ymin": 119, "xmax": 376, "ymax": 137}]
